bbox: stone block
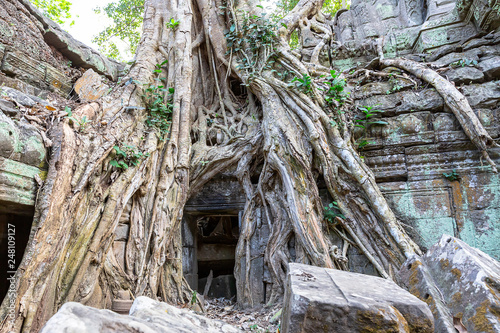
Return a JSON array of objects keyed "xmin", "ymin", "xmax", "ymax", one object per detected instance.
[
  {"xmin": 281, "ymin": 263, "xmax": 434, "ymax": 333},
  {"xmin": 400, "ymin": 235, "xmax": 500, "ymax": 333},
  {"xmin": 445, "ymin": 66, "xmax": 485, "ymax": 84},
  {"xmin": 111, "ymin": 299, "xmax": 133, "ymax": 315},
  {"xmin": 114, "ymin": 223, "xmax": 129, "ymax": 241},
  {"xmin": 185, "ymin": 177, "xmax": 245, "ymax": 212},
  {"xmin": 74, "ymin": 69, "xmax": 109, "ymax": 101},
  {"xmin": 112, "ymin": 241, "xmax": 126, "ymax": 270},
  {"xmin": 43, "ymin": 26, "xmax": 120, "ymax": 81},
  {"xmin": 0, "ymin": 99, "xmax": 18, "ymax": 117},
  {"xmin": 478, "ymin": 56, "xmax": 500, "ymax": 79},
  {"xmin": 0, "ymin": 156, "xmax": 40, "ymax": 214},
  {"xmin": 0, "ymin": 42, "xmax": 5, "ymax": 61},
  {"xmin": 41, "ymin": 297, "xmax": 242, "ymax": 332},
  {"xmin": 184, "ymin": 273, "xmax": 198, "ymax": 291},
  {"xmin": 360, "ymin": 89, "xmax": 444, "ymax": 116},
  {"xmin": 398, "ymin": 256, "xmax": 456, "ymax": 333},
  {"xmin": 462, "ymin": 81, "xmax": 500, "ymax": 108},
  {"xmin": 197, "ymin": 243, "xmax": 235, "ymax": 261},
  {"xmin": 45, "ymin": 64, "xmax": 72, "ymax": 95},
  {"xmin": 1, "ymin": 51, "xmax": 46, "ymax": 85}
]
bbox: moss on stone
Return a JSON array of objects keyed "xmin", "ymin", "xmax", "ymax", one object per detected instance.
[{"xmin": 470, "ymin": 300, "xmax": 495, "ymax": 333}]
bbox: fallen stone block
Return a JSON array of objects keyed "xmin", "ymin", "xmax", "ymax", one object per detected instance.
[
  {"xmin": 41, "ymin": 296, "xmax": 242, "ymax": 333},
  {"xmin": 74, "ymin": 69, "xmax": 110, "ymax": 101},
  {"xmin": 281, "ymin": 263, "xmax": 434, "ymax": 333},
  {"xmin": 401, "ymin": 235, "xmax": 500, "ymax": 333},
  {"xmin": 399, "ymin": 256, "xmax": 457, "ymax": 333}
]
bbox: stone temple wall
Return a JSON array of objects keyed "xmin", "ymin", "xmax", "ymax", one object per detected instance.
[
  {"xmin": 0, "ymin": 0, "xmax": 124, "ymax": 215},
  {"xmin": 358, "ymin": 66, "xmax": 500, "ymax": 259},
  {"xmin": 0, "ymin": 0, "xmax": 122, "ymax": 97}
]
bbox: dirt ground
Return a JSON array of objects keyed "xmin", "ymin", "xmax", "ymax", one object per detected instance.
[{"xmin": 202, "ymin": 297, "xmax": 281, "ymax": 332}]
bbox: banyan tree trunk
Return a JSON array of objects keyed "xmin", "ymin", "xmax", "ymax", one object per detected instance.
[{"xmin": 2, "ymin": 0, "xmax": 493, "ymax": 331}]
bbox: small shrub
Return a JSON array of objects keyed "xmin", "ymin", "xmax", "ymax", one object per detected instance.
[
  {"xmin": 289, "ymin": 74, "xmax": 312, "ymax": 94},
  {"xmin": 443, "ymin": 169, "xmax": 460, "ymax": 181},
  {"xmin": 450, "ymin": 58, "xmax": 478, "ymax": 68},
  {"xmin": 324, "ymin": 70, "xmax": 348, "ymax": 107},
  {"xmin": 110, "ymin": 144, "xmax": 148, "ymax": 170},
  {"xmin": 324, "ymin": 201, "xmax": 345, "ymax": 222},
  {"xmin": 166, "ymin": 18, "xmax": 180, "ymax": 29}
]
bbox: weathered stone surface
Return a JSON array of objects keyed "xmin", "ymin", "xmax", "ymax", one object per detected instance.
[
  {"xmin": 399, "ymin": 235, "xmax": 500, "ymax": 333},
  {"xmin": 0, "ymin": 86, "xmax": 49, "ymax": 108},
  {"xmin": 478, "ymin": 56, "xmax": 500, "ymax": 79},
  {"xmin": 41, "ymin": 296, "xmax": 242, "ymax": 333},
  {"xmin": 0, "ymin": 109, "xmax": 45, "ymax": 214},
  {"xmin": 398, "ymin": 256, "xmax": 457, "ymax": 333},
  {"xmin": 445, "ymin": 66, "xmax": 485, "ymax": 84},
  {"xmin": 185, "ymin": 175, "xmax": 245, "ymax": 212},
  {"xmin": 0, "ymin": 0, "xmax": 123, "ymax": 98},
  {"xmin": 0, "ymin": 99, "xmax": 18, "ymax": 116},
  {"xmin": 461, "ymin": 81, "xmax": 500, "ymax": 108},
  {"xmin": 114, "ymin": 223, "xmax": 130, "ymax": 241},
  {"xmin": 0, "ymin": 110, "xmax": 45, "ymax": 166},
  {"xmin": 74, "ymin": 69, "xmax": 110, "ymax": 101},
  {"xmin": 281, "ymin": 263, "xmax": 434, "ymax": 333}
]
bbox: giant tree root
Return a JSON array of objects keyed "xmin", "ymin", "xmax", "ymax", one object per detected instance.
[{"xmin": 379, "ymin": 57, "xmax": 499, "ymax": 172}]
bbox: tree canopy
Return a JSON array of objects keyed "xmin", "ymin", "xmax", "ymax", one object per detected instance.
[
  {"xmin": 92, "ymin": 0, "xmax": 144, "ymax": 60},
  {"xmin": 31, "ymin": 0, "xmax": 73, "ymax": 25}
]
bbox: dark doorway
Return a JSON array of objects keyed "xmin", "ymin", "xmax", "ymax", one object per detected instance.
[{"xmin": 182, "ymin": 214, "xmax": 240, "ymax": 300}]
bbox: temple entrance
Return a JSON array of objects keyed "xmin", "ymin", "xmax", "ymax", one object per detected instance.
[{"xmin": 182, "ymin": 214, "xmax": 240, "ymax": 300}]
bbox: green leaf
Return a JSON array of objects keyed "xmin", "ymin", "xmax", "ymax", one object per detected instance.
[
  {"xmin": 64, "ymin": 106, "xmax": 72, "ymax": 117},
  {"xmin": 110, "ymin": 160, "xmax": 120, "ymax": 168},
  {"xmin": 367, "ymin": 120, "xmax": 389, "ymax": 125}
]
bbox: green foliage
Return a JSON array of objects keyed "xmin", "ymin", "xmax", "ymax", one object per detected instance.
[
  {"xmin": 323, "ymin": 70, "xmax": 348, "ymax": 107},
  {"xmin": 354, "ymin": 105, "xmax": 388, "ymax": 130},
  {"xmin": 386, "ymin": 76, "xmax": 403, "ymax": 94},
  {"xmin": 64, "ymin": 106, "xmax": 91, "ymax": 133},
  {"xmin": 450, "ymin": 58, "xmax": 478, "ymax": 68},
  {"xmin": 166, "ymin": 18, "xmax": 180, "ymax": 29},
  {"xmin": 357, "ymin": 140, "xmax": 371, "ymax": 150},
  {"xmin": 92, "ymin": 0, "xmax": 144, "ymax": 60},
  {"xmin": 110, "ymin": 144, "xmax": 147, "ymax": 170},
  {"xmin": 324, "ymin": 201, "xmax": 345, "ymax": 223},
  {"xmin": 141, "ymin": 61, "xmax": 173, "ymax": 138},
  {"xmin": 275, "ymin": 0, "xmax": 345, "ymax": 19},
  {"xmin": 289, "ymin": 74, "xmax": 312, "ymax": 94},
  {"xmin": 190, "ymin": 290, "xmax": 197, "ymax": 305},
  {"xmin": 443, "ymin": 169, "xmax": 460, "ymax": 181},
  {"xmin": 224, "ymin": 9, "xmax": 277, "ymax": 81},
  {"xmin": 31, "ymin": 0, "xmax": 73, "ymax": 25},
  {"xmin": 354, "ymin": 105, "xmax": 387, "ymax": 150}
]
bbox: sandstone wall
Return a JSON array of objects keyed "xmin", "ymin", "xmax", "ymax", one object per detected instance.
[{"xmin": 0, "ymin": 0, "xmax": 123, "ymax": 97}]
